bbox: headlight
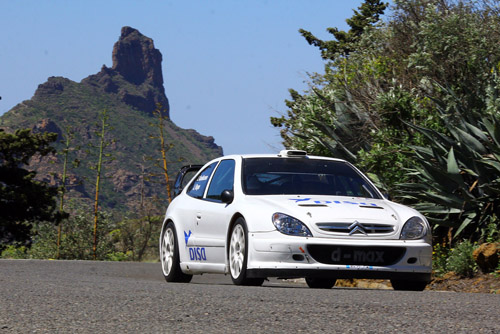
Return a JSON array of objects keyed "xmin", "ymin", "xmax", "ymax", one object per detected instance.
[
  {"xmin": 272, "ymin": 213, "xmax": 312, "ymax": 237},
  {"xmin": 400, "ymin": 216, "xmax": 427, "ymax": 240}
]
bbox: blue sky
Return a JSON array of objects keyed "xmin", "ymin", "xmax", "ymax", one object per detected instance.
[{"xmin": 0, "ymin": 0, "xmax": 371, "ymax": 155}]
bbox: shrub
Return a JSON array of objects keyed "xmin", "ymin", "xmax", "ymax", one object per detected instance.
[
  {"xmin": 0, "ymin": 244, "xmax": 28, "ymax": 259},
  {"xmin": 7, "ymin": 204, "xmax": 162, "ymax": 261},
  {"xmin": 482, "ymin": 218, "xmax": 500, "ymax": 244},
  {"xmin": 28, "ymin": 208, "xmax": 118, "ymax": 260},
  {"xmin": 432, "ymin": 243, "xmax": 450, "ymax": 277},
  {"xmin": 446, "ymin": 240, "xmax": 478, "ymax": 278},
  {"xmin": 105, "ymin": 251, "xmax": 133, "ymax": 262}
]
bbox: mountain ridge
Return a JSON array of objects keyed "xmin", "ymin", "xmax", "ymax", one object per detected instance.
[{"xmin": 0, "ymin": 26, "xmax": 222, "ymax": 214}]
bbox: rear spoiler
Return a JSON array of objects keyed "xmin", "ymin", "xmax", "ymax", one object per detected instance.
[{"xmin": 172, "ymin": 164, "xmax": 203, "ymax": 199}]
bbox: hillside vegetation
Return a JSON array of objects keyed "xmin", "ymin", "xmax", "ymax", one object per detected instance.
[
  {"xmin": 0, "ymin": 27, "xmax": 221, "ymax": 260},
  {"xmin": 272, "ymin": 0, "xmax": 500, "ymax": 279},
  {"xmin": 0, "ymin": 27, "xmax": 222, "ymax": 214}
]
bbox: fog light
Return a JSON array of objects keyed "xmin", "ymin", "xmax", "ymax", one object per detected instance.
[{"xmin": 292, "ymin": 254, "xmax": 305, "ymax": 261}]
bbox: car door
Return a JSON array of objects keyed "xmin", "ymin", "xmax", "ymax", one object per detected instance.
[
  {"xmin": 177, "ymin": 162, "xmax": 217, "ymax": 261},
  {"xmin": 193, "ymin": 159, "xmax": 236, "ymax": 264}
]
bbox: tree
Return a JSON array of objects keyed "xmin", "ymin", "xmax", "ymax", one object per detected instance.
[
  {"xmin": 28, "ymin": 204, "xmax": 119, "ymax": 260},
  {"xmin": 151, "ymin": 103, "xmax": 173, "ymax": 203},
  {"xmin": 272, "ymin": 0, "xmax": 500, "ymax": 241},
  {"xmin": 56, "ymin": 126, "xmax": 79, "ymax": 258},
  {"xmin": 299, "ymin": 0, "xmax": 388, "ymax": 59},
  {"xmin": 111, "ymin": 103, "xmax": 177, "ymax": 261},
  {"xmin": 89, "ymin": 110, "xmax": 114, "ymax": 260},
  {"xmin": 273, "ymin": 0, "xmax": 500, "ymax": 188},
  {"xmin": 273, "ymin": 0, "xmax": 390, "ymax": 153},
  {"xmin": 388, "ymin": 0, "xmax": 500, "ymax": 112},
  {"xmin": 272, "ymin": 0, "xmax": 391, "ymax": 183},
  {"xmin": 0, "ymin": 129, "xmax": 59, "ymax": 247}
]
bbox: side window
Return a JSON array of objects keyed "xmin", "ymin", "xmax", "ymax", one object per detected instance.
[
  {"xmin": 206, "ymin": 160, "xmax": 235, "ymax": 202},
  {"xmin": 186, "ymin": 162, "xmax": 217, "ymax": 199}
]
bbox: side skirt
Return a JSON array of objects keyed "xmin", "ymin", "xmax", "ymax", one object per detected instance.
[
  {"xmin": 180, "ymin": 262, "xmax": 226, "ymax": 275},
  {"xmin": 247, "ymin": 269, "xmax": 431, "ymax": 282}
]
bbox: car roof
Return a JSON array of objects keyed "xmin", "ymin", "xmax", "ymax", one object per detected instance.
[{"xmin": 221, "ymin": 151, "xmax": 347, "ymax": 163}]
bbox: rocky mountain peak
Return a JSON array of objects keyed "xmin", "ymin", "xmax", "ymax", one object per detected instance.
[
  {"xmin": 82, "ymin": 26, "xmax": 169, "ymax": 116},
  {"xmin": 1, "ymin": 26, "xmax": 223, "ymax": 213},
  {"xmin": 112, "ymin": 26, "xmax": 163, "ymax": 88}
]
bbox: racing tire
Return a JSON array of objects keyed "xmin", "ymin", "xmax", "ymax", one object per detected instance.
[
  {"xmin": 305, "ymin": 277, "xmax": 337, "ymax": 289},
  {"xmin": 161, "ymin": 221, "xmax": 192, "ymax": 283},
  {"xmin": 390, "ymin": 279, "xmax": 427, "ymax": 291},
  {"xmin": 229, "ymin": 218, "xmax": 264, "ymax": 286}
]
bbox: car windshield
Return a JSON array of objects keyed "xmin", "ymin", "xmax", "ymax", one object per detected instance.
[{"xmin": 242, "ymin": 158, "xmax": 381, "ymax": 199}]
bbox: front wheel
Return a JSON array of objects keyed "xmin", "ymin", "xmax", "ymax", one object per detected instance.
[
  {"xmin": 161, "ymin": 222, "xmax": 192, "ymax": 283},
  {"xmin": 390, "ymin": 279, "xmax": 427, "ymax": 291},
  {"xmin": 229, "ymin": 218, "xmax": 264, "ymax": 286}
]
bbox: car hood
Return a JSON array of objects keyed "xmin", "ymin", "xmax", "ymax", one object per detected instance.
[{"xmin": 242, "ymin": 195, "xmax": 421, "ymax": 237}]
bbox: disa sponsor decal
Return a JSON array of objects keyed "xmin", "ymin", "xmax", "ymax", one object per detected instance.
[{"xmin": 189, "ymin": 247, "xmax": 207, "ymax": 261}]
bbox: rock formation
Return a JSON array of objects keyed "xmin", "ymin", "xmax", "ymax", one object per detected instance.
[
  {"xmin": 0, "ymin": 26, "xmax": 222, "ymax": 213},
  {"xmin": 83, "ymin": 26, "xmax": 170, "ymax": 116},
  {"xmin": 473, "ymin": 243, "xmax": 499, "ymax": 273}
]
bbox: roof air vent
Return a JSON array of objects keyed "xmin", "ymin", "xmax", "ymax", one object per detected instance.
[{"xmin": 278, "ymin": 150, "xmax": 308, "ymax": 157}]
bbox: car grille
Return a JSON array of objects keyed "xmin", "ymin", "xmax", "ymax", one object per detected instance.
[
  {"xmin": 307, "ymin": 245, "xmax": 406, "ymax": 266},
  {"xmin": 316, "ymin": 222, "xmax": 394, "ymax": 235}
]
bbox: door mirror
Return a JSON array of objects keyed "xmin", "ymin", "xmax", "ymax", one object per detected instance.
[{"xmin": 220, "ymin": 190, "xmax": 234, "ymax": 204}]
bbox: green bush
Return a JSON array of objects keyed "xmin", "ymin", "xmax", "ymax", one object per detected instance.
[
  {"xmin": 446, "ymin": 240, "xmax": 478, "ymax": 278},
  {"xmin": 113, "ymin": 215, "xmax": 162, "ymax": 261},
  {"xmin": 0, "ymin": 244, "xmax": 28, "ymax": 259},
  {"xmin": 482, "ymin": 218, "xmax": 500, "ymax": 244},
  {"xmin": 1, "ymin": 204, "xmax": 163, "ymax": 261},
  {"xmin": 27, "ymin": 221, "xmax": 59, "ymax": 259},
  {"xmin": 432, "ymin": 243, "xmax": 450, "ymax": 277},
  {"xmin": 105, "ymin": 251, "xmax": 133, "ymax": 262},
  {"xmin": 28, "ymin": 207, "xmax": 118, "ymax": 260}
]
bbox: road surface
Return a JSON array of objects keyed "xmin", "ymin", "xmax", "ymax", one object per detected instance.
[{"xmin": 0, "ymin": 259, "xmax": 498, "ymax": 333}]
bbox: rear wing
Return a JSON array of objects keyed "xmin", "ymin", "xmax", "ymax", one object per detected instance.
[{"xmin": 172, "ymin": 164, "xmax": 203, "ymax": 199}]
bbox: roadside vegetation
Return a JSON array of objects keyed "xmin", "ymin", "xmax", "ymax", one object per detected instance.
[
  {"xmin": 271, "ymin": 0, "xmax": 500, "ymax": 280},
  {"xmin": 0, "ymin": 106, "xmax": 171, "ymax": 262},
  {"xmin": 1, "ymin": 0, "xmax": 499, "ymax": 286}
]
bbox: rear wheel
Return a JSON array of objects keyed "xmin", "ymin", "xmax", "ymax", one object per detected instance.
[
  {"xmin": 161, "ymin": 222, "xmax": 192, "ymax": 283},
  {"xmin": 229, "ymin": 218, "xmax": 264, "ymax": 286},
  {"xmin": 305, "ymin": 277, "xmax": 337, "ymax": 289},
  {"xmin": 390, "ymin": 279, "xmax": 427, "ymax": 291}
]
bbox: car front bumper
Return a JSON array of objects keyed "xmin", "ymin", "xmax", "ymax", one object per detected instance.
[{"xmin": 246, "ymin": 231, "xmax": 432, "ymax": 281}]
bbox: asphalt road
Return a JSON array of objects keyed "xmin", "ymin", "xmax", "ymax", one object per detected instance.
[{"xmin": 0, "ymin": 260, "xmax": 498, "ymax": 333}]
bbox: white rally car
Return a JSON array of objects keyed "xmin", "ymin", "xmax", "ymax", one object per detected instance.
[{"xmin": 160, "ymin": 150, "xmax": 432, "ymax": 290}]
